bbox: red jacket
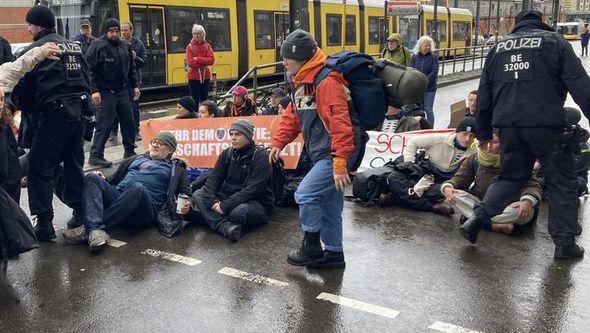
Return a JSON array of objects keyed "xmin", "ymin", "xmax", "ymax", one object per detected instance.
[{"xmin": 185, "ymin": 39, "xmax": 214, "ymax": 82}]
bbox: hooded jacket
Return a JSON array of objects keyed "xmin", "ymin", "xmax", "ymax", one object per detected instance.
[
  {"xmin": 381, "ymin": 33, "xmax": 411, "ymax": 66},
  {"xmin": 185, "ymin": 39, "xmax": 214, "ymax": 82}
]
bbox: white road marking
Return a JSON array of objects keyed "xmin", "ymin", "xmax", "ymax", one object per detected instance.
[
  {"xmin": 429, "ymin": 321, "xmax": 484, "ymax": 333},
  {"xmin": 106, "ymin": 239, "xmax": 127, "ymax": 248},
  {"xmin": 316, "ymin": 292, "xmax": 400, "ymax": 319},
  {"xmin": 217, "ymin": 267, "xmax": 289, "ymax": 288},
  {"xmin": 141, "ymin": 249, "xmax": 201, "ymax": 266}
]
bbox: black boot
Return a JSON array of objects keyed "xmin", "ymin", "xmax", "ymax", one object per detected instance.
[
  {"xmin": 459, "ymin": 216, "xmax": 483, "ymax": 244},
  {"xmin": 218, "ymin": 221, "xmax": 242, "ymax": 242},
  {"xmin": 308, "ymin": 251, "xmax": 346, "ymax": 269},
  {"xmin": 34, "ymin": 213, "xmax": 56, "ymax": 241},
  {"xmin": 286, "ymin": 231, "xmax": 323, "ymax": 266},
  {"xmin": 554, "ymin": 243, "xmax": 585, "ymax": 260},
  {"xmin": 66, "ymin": 209, "xmax": 84, "ymax": 229},
  {"xmin": 123, "ymin": 150, "xmax": 137, "ymax": 159}
]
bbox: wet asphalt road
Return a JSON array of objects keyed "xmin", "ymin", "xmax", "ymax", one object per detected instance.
[{"xmin": 2, "ymin": 42, "xmax": 590, "ymax": 332}]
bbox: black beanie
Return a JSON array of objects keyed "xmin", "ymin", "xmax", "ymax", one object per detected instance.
[
  {"xmin": 515, "ymin": 10, "xmax": 543, "ymax": 24},
  {"xmin": 280, "ymin": 29, "xmax": 317, "ymax": 61},
  {"xmin": 26, "ymin": 5, "xmax": 55, "ymax": 29},
  {"xmin": 102, "ymin": 18, "xmax": 121, "ymax": 34},
  {"xmin": 456, "ymin": 117, "xmax": 477, "ymax": 134},
  {"xmin": 178, "ymin": 96, "xmax": 196, "ymax": 113}
]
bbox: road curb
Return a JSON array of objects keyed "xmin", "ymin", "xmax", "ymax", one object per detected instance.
[{"xmin": 438, "ymin": 70, "xmax": 482, "ymax": 88}]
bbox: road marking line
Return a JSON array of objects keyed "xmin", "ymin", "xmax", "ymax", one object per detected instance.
[
  {"xmin": 106, "ymin": 239, "xmax": 127, "ymax": 248},
  {"xmin": 141, "ymin": 249, "xmax": 201, "ymax": 266},
  {"xmin": 429, "ymin": 321, "xmax": 484, "ymax": 333},
  {"xmin": 217, "ymin": 267, "xmax": 289, "ymax": 288},
  {"xmin": 316, "ymin": 292, "xmax": 400, "ymax": 319}
]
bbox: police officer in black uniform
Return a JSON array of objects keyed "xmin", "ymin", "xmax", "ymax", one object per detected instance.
[
  {"xmin": 71, "ymin": 19, "xmax": 95, "ymax": 56},
  {"xmin": 86, "ymin": 18, "xmax": 139, "ymax": 167},
  {"xmin": 13, "ymin": 6, "xmax": 91, "ymax": 240},
  {"xmin": 460, "ymin": 10, "xmax": 590, "ymax": 259}
]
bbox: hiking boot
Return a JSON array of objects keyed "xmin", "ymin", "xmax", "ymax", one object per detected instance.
[
  {"xmin": 88, "ymin": 230, "xmax": 110, "ymax": 253},
  {"xmin": 287, "ymin": 231, "xmax": 323, "ymax": 266},
  {"xmin": 379, "ymin": 193, "xmax": 396, "ymax": 207},
  {"xmin": 218, "ymin": 222, "xmax": 242, "ymax": 242},
  {"xmin": 123, "ymin": 150, "xmax": 137, "ymax": 159},
  {"xmin": 459, "ymin": 216, "xmax": 483, "ymax": 244},
  {"xmin": 88, "ymin": 157, "xmax": 113, "ymax": 167},
  {"xmin": 63, "ymin": 225, "xmax": 88, "ymax": 244},
  {"xmin": 66, "ymin": 210, "xmax": 84, "ymax": 229},
  {"xmin": 308, "ymin": 251, "xmax": 346, "ymax": 269},
  {"xmin": 433, "ymin": 202, "xmax": 454, "ymax": 216},
  {"xmin": 34, "ymin": 214, "xmax": 56, "ymax": 241},
  {"xmin": 554, "ymin": 244, "xmax": 585, "ymax": 260}
]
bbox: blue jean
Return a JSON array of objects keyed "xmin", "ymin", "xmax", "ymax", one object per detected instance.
[
  {"xmin": 83, "ymin": 173, "xmax": 156, "ymax": 231},
  {"xmin": 423, "ymin": 91, "xmax": 436, "ymax": 127},
  {"xmin": 294, "ymin": 159, "xmax": 344, "ymax": 252}
]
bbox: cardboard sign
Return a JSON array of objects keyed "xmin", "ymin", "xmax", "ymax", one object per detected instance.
[
  {"xmin": 449, "ymin": 100, "xmax": 467, "ymax": 128},
  {"xmin": 358, "ymin": 129, "xmax": 455, "ymax": 172},
  {"xmin": 139, "ymin": 115, "xmax": 303, "ymax": 169}
]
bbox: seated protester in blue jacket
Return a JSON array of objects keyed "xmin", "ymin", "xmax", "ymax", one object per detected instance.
[
  {"xmin": 64, "ymin": 131, "xmax": 191, "ymax": 253},
  {"xmin": 186, "ymin": 119, "xmax": 274, "ymax": 242}
]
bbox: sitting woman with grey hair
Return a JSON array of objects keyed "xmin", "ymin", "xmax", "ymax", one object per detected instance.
[
  {"xmin": 410, "ymin": 35, "xmax": 439, "ymax": 127},
  {"xmin": 185, "ymin": 24, "xmax": 215, "ymax": 104}
]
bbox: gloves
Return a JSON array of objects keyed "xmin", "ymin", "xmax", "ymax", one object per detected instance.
[{"xmin": 333, "ymin": 157, "xmax": 348, "ymax": 175}]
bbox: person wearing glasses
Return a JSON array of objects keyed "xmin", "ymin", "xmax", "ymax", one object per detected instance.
[{"xmin": 63, "ymin": 131, "xmax": 191, "ymax": 253}]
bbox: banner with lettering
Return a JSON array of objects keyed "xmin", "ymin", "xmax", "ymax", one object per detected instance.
[
  {"xmin": 358, "ymin": 129, "xmax": 454, "ymax": 172},
  {"xmin": 139, "ymin": 115, "xmax": 303, "ymax": 169}
]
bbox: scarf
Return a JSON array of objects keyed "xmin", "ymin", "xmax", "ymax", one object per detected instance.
[{"xmin": 478, "ymin": 150, "xmax": 500, "ymax": 168}]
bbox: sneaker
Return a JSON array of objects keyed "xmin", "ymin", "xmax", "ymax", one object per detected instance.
[
  {"xmin": 63, "ymin": 225, "xmax": 88, "ymax": 244},
  {"xmin": 123, "ymin": 150, "xmax": 137, "ymax": 159},
  {"xmin": 88, "ymin": 157, "xmax": 113, "ymax": 167},
  {"xmin": 88, "ymin": 230, "xmax": 110, "ymax": 253},
  {"xmin": 308, "ymin": 251, "xmax": 346, "ymax": 269},
  {"xmin": 554, "ymin": 244, "xmax": 585, "ymax": 260}
]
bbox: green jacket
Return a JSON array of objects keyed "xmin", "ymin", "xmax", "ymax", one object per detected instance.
[{"xmin": 381, "ymin": 33, "xmax": 411, "ymax": 66}]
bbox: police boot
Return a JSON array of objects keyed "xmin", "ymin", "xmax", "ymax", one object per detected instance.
[
  {"xmin": 308, "ymin": 251, "xmax": 346, "ymax": 269},
  {"xmin": 217, "ymin": 221, "xmax": 242, "ymax": 242},
  {"xmin": 34, "ymin": 213, "xmax": 56, "ymax": 241},
  {"xmin": 88, "ymin": 157, "xmax": 113, "ymax": 167},
  {"xmin": 287, "ymin": 232, "xmax": 323, "ymax": 266},
  {"xmin": 459, "ymin": 216, "xmax": 483, "ymax": 244},
  {"xmin": 123, "ymin": 150, "xmax": 137, "ymax": 159},
  {"xmin": 66, "ymin": 209, "xmax": 84, "ymax": 229},
  {"xmin": 554, "ymin": 243, "xmax": 585, "ymax": 260}
]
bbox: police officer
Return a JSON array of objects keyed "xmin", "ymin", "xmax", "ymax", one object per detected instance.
[
  {"xmin": 86, "ymin": 18, "xmax": 139, "ymax": 167},
  {"xmin": 71, "ymin": 19, "xmax": 95, "ymax": 56},
  {"xmin": 460, "ymin": 10, "xmax": 590, "ymax": 260},
  {"xmin": 13, "ymin": 5, "xmax": 91, "ymax": 240}
]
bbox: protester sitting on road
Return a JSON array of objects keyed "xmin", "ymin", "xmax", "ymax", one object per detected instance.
[
  {"xmin": 442, "ymin": 130, "xmax": 541, "ymax": 234},
  {"xmin": 63, "ymin": 131, "xmax": 191, "ymax": 253},
  {"xmin": 378, "ymin": 104, "xmax": 421, "ymax": 133},
  {"xmin": 198, "ymin": 100, "xmax": 220, "ymax": 118},
  {"xmin": 187, "ymin": 119, "xmax": 274, "ymax": 242},
  {"xmin": 261, "ymin": 87, "xmax": 287, "ymax": 115},
  {"xmin": 278, "ymin": 96, "xmax": 291, "ymax": 116},
  {"xmin": 465, "ymin": 90, "xmax": 478, "ymax": 117},
  {"xmin": 381, "ymin": 33, "xmax": 411, "ymax": 67},
  {"xmin": 175, "ymin": 96, "xmax": 197, "ymax": 119},
  {"xmin": 222, "ymin": 86, "xmax": 257, "ymax": 117},
  {"xmin": 380, "ymin": 117, "xmax": 477, "ymax": 215}
]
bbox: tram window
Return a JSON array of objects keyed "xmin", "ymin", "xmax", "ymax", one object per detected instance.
[
  {"xmin": 200, "ymin": 9, "xmax": 231, "ymax": 51},
  {"xmin": 369, "ymin": 16, "xmax": 379, "ymax": 44},
  {"xmin": 167, "ymin": 7, "xmax": 231, "ymax": 53},
  {"xmin": 167, "ymin": 8, "xmax": 198, "ymax": 53},
  {"xmin": 345, "ymin": 15, "xmax": 356, "ymax": 45},
  {"xmin": 452, "ymin": 22, "xmax": 470, "ymax": 42},
  {"xmin": 326, "ymin": 14, "xmax": 342, "ymax": 46},
  {"xmin": 427, "ymin": 20, "xmax": 447, "ymax": 43},
  {"xmin": 254, "ymin": 11, "xmax": 275, "ymax": 49}
]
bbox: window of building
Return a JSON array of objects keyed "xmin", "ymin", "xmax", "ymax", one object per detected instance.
[
  {"xmin": 345, "ymin": 15, "xmax": 356, "ymax": 45},
  {"xmin": 254, "ymin": 11, "xmax": 275, "ymax": 49},
  {"xmin": 166, "ymin": 7, "xmax": 231, "ymax": 53},
  {"xmin": 326, "ymin": 14, "xmax": 342, "ymax": 46},
  {"xmin": 369, "ymin": 16, "xmax": 380, "ymax": 44}
]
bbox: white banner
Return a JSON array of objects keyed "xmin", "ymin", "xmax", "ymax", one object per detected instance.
[{"xmin": 358, "ymin": 129, "xmax": 454, "ymax": 172}]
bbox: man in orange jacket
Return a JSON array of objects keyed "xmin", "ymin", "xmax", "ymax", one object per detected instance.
[{"xmin": 269, "ymin": 29, "xmax": 355, "ymax": 268}]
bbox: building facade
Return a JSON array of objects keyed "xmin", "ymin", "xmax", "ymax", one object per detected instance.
[{"xmin": 0, "ymin": 0, "xmax": 34, "ymax": 43}]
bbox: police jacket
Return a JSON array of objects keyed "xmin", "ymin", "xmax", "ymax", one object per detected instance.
[
  {"xmin": 476, "ymin": 20, "xmax": 590, "ymax": 141},
  {"xmin": 86, "ymin": 35, "xmax": 138, "ymax": 93},
  {"xmin": 13, "ymin": 28, "xmax": 91, "ymax": 110}
]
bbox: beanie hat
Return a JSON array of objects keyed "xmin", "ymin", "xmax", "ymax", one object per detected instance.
[
  {"xmin": 230, "ymin": 119, "xmax": 255, "ymax": 142},
  {"xmin": 232, "ymin": 86, "xmax": 248, "ymax": 100},
  {"xmin": 279, "ymin": 96, "xmax": 292, "ymax": 109},
  {"xmin": 456, "ymin": 117, "xmax": 477, "ymax": 134},
  {"xmin": 102, "ymin": 18, "xmax": 121, "ymax": 34},
  {"xmin": 178, "ymin": 96, "xmax": 196, "ymax": 113},
  {"xmin": 280, "ymin": 29, "xmax": 317, "ymax": 61},
  {"xmin": 155, "ymin": 131, "xmax": 178, "ymax": 151},
  {"xmin": 26, "ymin": 6, "xmax": 55, "ymax": 29},
  {"xmin": 271, "ymin": 87, "xmax": 287, "ymax": 98},
  {"xmin": 515, "ymin": 10, "xmax": 543, "ymax": 24}
]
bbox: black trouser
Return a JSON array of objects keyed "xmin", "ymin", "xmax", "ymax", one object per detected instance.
[
  {"xmin": 90, "ymin": 89, "xmax": 136, "ymax": 159},
  {"xmin": 475, "ymin": 128, "xmax": 581, "ymax": 246},
  {"xmin": 111, "ymin": 88, "xmax": 140, "ymax": 136},
  {"xmin": 27, "ymin": 110, "xmax": 84, "ymax": 217},
  {"xmin": 190, "ymin": 189, "xmax": 268, "ymax": 233},
  {"xmin": 188, "ymin": 79, "xmax": 210, "ymax": 103},
  {"xmin": 582, "ymin": 44, "xmax": 588, "ymax": 56}
]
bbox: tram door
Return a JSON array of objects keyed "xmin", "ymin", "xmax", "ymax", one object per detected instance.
[
  {"xmin": 130, "ymin": 6, "xmax": 167, "ymax": 87},
  {"xmin": 275, "ymin": 12, "xmax": 290, "ymax": 71}
]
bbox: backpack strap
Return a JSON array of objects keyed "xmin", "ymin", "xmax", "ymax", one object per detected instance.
[
  {"xmin": 402, "ymin": 47, "xmax": 408, "ymax": 66},
  {"xmin": 313, "ymin": 67, "xmax": 333, "ymax": 90}
]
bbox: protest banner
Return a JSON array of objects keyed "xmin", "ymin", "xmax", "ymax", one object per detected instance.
[
  {"xmin": 139, "ymin": 115, "xmax": 303, "ymax": 169},
  {"xmin": 358, "ymin": 129, "xmax": 454, "ymax": 172}
]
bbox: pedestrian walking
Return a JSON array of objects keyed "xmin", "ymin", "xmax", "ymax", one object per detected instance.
[
  {"xmin": 460, "ymin": 10, "xmax": 590, "ymax": 260},
  {"xmin": 580, "ymin": 27, "xmax": 589, "ymax": 56},
  {"xmin": 270, "ymin": 29, "xmax": 355, "ymax": 269},
  {"xmin": 410, "ymin": 35, "xmax": 438, "ymax": 127},
  {"xmin": 186, "ymin": 24, "xmax": 214, "ymax": 103},
  {"xmin": 71, "ymin": 19, "xmax": 94, "ymax": 56},
  {"xmin": 86, "ymin": 18, "xmax": 139, "ymax": 167}
]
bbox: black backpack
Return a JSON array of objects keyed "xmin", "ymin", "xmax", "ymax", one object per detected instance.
[{"xmin": 352, "ymin": 162, "xmax": 396, "ymax": 206}]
